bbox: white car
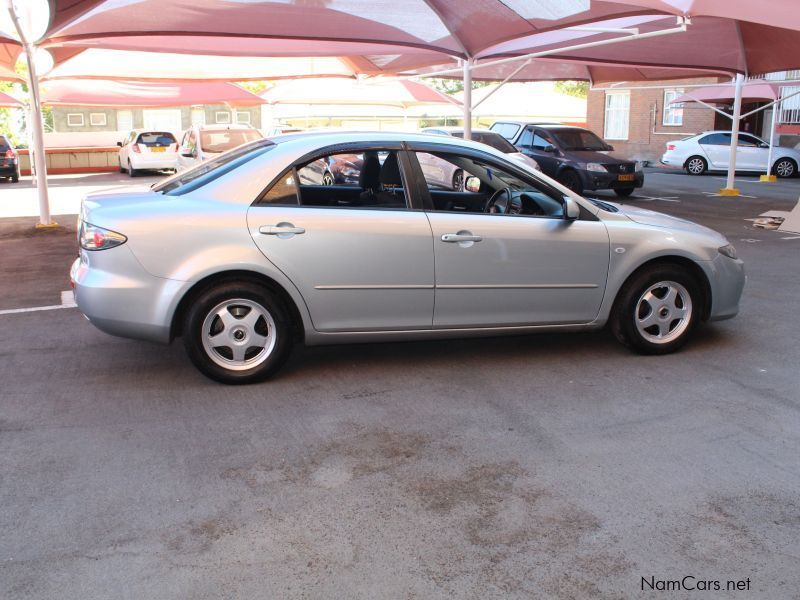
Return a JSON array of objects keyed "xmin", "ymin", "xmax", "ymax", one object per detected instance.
[
  {"xmin": 661, "ymin": 131, "xmax": 800, "ymax": 178},
  {"xmin": 117, "ymin": 130, "xmax": 178, "ymax": 176},
  {"xmin": 177, "ymin": 124, "xmax": 263, "ymax": 170}
]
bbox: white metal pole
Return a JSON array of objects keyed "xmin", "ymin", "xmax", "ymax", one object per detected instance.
[
  {"xmin": 462, "ymin": 59, "xmax": 472, "ymax": 140},
  {"xmin": 765, "ymin": 97, "xmax": 778, "ymax": 180},
  {"xmin": 7, "ymin": 2, "xmax": 52, "ymax": 226},
  {"xmin": 723, "ymin": 73, "xmax": 744, "ymax": 194}
]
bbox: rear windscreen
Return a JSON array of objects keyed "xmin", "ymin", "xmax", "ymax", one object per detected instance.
[
  {"xmin": 200, "ymin": 129, "xmax": 262, "ymax": 154},
  {"xmin": 0, "ymin": 136, "xmax": 9, "ymax": 151},
  {"xmin": 137, "ymin": 132, "xmax": 176, "ymax": 146}
]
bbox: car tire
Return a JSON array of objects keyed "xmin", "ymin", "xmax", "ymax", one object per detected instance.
[
  {"xmin": 685, "ymin": 156, "xmax": 707, "ymax": 175},
  {"xmin": 452, "ymin": 169, "xmax": 464, "ymax": 191},
  {"xmin": 558, "ymin": 169, "xmax": 583, "ymax": 195},
  {"xmin": 614, "ymin": 188, "xmax": 635, "ymax": 197},
  {"xmin": 611, "ymin": 264, "xmax": 701, "ymax": 355},
  {"xmin": 128, "ymin": 160, "xmax": 137, "ymax": 177},
  {"xmin": 772, "ymin": 157, "xmax": 796, "ymax": 178},
  {"xmin": 183, "ymin": 281, "xmax": 293, "ymax": 384},
  {"xmin": 11, "ymin": 171, "xmax": 19, "ymax": 183}
]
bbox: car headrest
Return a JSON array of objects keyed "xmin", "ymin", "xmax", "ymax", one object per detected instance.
[
  {"xmin": 380, "ymin": 152, "xmax": 402, "ymax": 186},
  {"xmin": 359, "ymin": 152, "xmax": 381, "ymax": 190}
]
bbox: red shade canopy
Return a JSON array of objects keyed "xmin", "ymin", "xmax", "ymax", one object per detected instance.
[
  {"xmin": 672, "ymin": 82, "xmax": 781, "ymax": 105},
  {"xmin": 39, "ymin": 79, "xmax": 266, "ymax": 107},
  {"xmin": 0, "ymin": 89, "xmax": 22, "ymax": 107}
]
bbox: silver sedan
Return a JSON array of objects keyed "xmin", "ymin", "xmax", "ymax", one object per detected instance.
[{"xmin": 71, "ymin": 132, "xmax": 745, "ymax": 384}]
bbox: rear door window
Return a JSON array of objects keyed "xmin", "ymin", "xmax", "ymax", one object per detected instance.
[{"xmin": 699, "ymin": 133, "xmax": 731, "ymax": 145}]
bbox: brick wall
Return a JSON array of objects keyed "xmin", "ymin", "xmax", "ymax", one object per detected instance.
[{"xmin": 588, "ymin": 77, "xmax": 723, "ymax": 164}]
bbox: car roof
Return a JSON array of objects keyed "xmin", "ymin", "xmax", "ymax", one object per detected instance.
[
  {"xmin": 421, "ymin": 127, "xmax": 498, "ymax": 135},
  {"xmin": 194, "ymin": 123, "xmax": 257, "ymax": 131},
  {"xmin": 492, "ymin": 121, "xmax": 564, "ymax": 127}
]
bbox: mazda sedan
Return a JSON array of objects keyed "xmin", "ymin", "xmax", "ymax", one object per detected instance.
[{"xmin": 71, "ymin": 132, "xmax": 745, "ymax": 384}]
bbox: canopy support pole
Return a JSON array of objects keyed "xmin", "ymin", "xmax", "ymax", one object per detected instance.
[
  {"xmin": 7, "ymin": 2, "xmax": 54, "ymax": 227},
  {"xmin": 721, "ymin": 73, "xmax": 744, "ymax": 196},
  {"xmin": 462, "ymin": 59, "xmax": 472, "ymax": 140},
  {"xmin": 762, "ymin": 97, "xmax": 779, "ymax": 182}
]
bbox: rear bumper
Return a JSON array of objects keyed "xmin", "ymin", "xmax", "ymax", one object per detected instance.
[
  {"xmin": 581, "ymin": 170, "xmax": 644, "ymax": 191},
  {"xmin": 130, "ymin": 154, "xmax": 177, "ymax": 170},
  {"xmin": 0, "ymin": 163, "xmax": 18, "ymax": 175},
  {"xmin": 71, "ymin": 247, "xmax": 185, "ymax": 344}
]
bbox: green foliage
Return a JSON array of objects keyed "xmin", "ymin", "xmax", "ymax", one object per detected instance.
[
  {"xmin": 237, "ymin": 80, "xmax": 269, "ymax": 94},
  {"xmin": 554, "ymin": 80, "xmax": 589, "ymax": 99},
  {"xmin": 428, "ymin": 78, "xmax": 492, "ymax": 96}
]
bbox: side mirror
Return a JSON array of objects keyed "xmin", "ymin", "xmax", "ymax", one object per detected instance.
[
  {"xmin": 464, "ymin": 175, "xmax": 481, "ymax": 193},
  {"xmin": 564, "ymin": 196, "xmax": 580, "ymax": 220},
  {"xmin": 180, "ymin": 149, "xmax": 194, "ymax": 158},
  {"xmin": 605, "ymin": 144, "xmax": 614, "ymax": 151},
  {"xmin": 543, "ymin": 144, "xmax": 556, "ymax": 153},
  {"xmin": 760, "ymin": 143, "xmax": 769, "ymax": 149},
  {"xmin": 116, "ymin": 141, "xmax": 122, "ymax": 147}
]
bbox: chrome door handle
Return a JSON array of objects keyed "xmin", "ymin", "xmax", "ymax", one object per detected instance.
[
  {"xmin": 441, "ymin": 233, "xmax": 482, "ymax": 243},
  {"xmin": 259, "ymin": 224, "xmax": 306, "ymax": 236}
]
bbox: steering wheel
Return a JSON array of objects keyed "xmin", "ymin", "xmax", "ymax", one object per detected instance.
[{"xmin": 485, "ymin": 187, "xmax": 521, "ymax": 215}]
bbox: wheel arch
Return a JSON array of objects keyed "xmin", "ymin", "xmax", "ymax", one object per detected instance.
[
  {"xmin": 170, "ymin": 269, "xmax": 306, "ymax": 342},
  {"xmin": 611, "ymin": 255, "xmax": 713, "ymax": 322}
]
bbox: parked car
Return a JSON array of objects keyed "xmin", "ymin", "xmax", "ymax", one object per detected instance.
[
  {"xmin": 420, "ymin": 127, "xmax": 540, "ymax": 190},
  {"xmin": 661, "ymin": 131, "xmax": 800, "ymax": 177},
  {"xmin": 300, "ymin": 153, "xmax": 364, "ymax": 185},
  {"xmin": 177, "ymin": 124, "xmax": 263, "ymax": 171},
  {"xmin": 490, "ymin": 121, "xmax": 644, "ymax": 196},
  {"xmin": 0, "ymin": 134, "xmax": 20, "ymax": 183},
  {"xmin": 71, "ymin": 132, "xmax": 744, "ymax": 384},
  {"xmin": 118, "ymin": 130, "xmax": 178, "ymax": 176}
]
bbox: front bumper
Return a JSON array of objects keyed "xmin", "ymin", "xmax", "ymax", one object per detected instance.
[
  {"xmin": 706, "ymin": 253, "xmax": 746, "ymax": 321},
  {"xmin": 581, "ymin": 170, "xmax": 644, "ymax": 191},
  {"xmin": 71, "ymin": 246, "xmax": 186, "ymax": 344}
]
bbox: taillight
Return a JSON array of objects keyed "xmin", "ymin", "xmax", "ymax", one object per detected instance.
[
  {"xmin": 667, "ymin": 144, "xmax": 676, "ymax": 151},
  {"xmin": 4, "ymin": 149, "xmax": 13, "ymax": 159},
  {"xmin": 132, "ymin": 143, "xmax": 141, "ymax": 153},
  {"xmin": 79, "ymin": 220, "xmax": 127, "ymax": 251}
]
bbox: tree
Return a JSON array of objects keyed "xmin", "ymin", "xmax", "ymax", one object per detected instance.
[{"xmin": 554, "ymin": 80, "xmax": 589, "ymax": 99}]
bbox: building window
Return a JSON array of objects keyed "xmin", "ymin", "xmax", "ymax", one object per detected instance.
[
  {"xmin": 662, "ymin": 89, "xmax": 684, "ymax": 126},
  {"xmin": 780, "ymin": 85, "xmax": 800, "ymax": 124},
  {"xmin": 67, "ymin": 113, "xmax": 84, "ymax": 127},
  {"xmin": 89, "ymin": 113, "xmax": 107, "ymax": 127},
  {"xmin": 604, "ymin": 92, "xmax": 630, "ymax": 140},
  {"xmin": 235, "ymin": 111, "xmax": 251, "ymax": 124},
  {"xmin": 215, "ymin": 111, "xmax": 231, "ymax": 124}
]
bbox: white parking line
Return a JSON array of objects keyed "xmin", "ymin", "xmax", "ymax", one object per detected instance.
[
  {"xmin": 0, "ymin": 291, "xmax": 77, "ymax": 316},
  {"xmin": 633, "ymin": 195, "xmax": 680, "ymax": 202}
]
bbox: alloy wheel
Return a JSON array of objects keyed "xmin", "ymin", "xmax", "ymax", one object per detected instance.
[
  {"xmin": 775, "ymin": 159, "xmax": 795, "ymax": 178},
  {"xmin": 634, "ymin": 281, "xmax": 693, "ymax": 345},
  {"xmin": 686, "ymin": 157, "xmax": 705, "ymax": 175},
  {"xmin": 200, "ymin": 298, "xmax": 277, "ymax": 371}
]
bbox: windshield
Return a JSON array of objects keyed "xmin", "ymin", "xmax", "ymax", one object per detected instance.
[
  {"xmin": 200, "ymin": 129, "xmax": 262, "ymax": 154},
  {"xmin": 452, "ymin": 131, "xmax": 517, "ymax": 153},
  {"xmin": 550, "ymin": 129, "xmax": 608, "ymax": 151},
  {"xmin": 154, "ymin": 138, "xmax": 274, "ymax": 195}
]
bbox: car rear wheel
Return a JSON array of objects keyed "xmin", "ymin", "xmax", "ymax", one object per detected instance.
[
  {"xmin": 127, "ymin": 160, "xmax": 138, "ymax": 177},
  {"xmin": 773, "ymin": 157, "xmax": 796, "ymax": 178},
  {"xmin": 183, "ymin": 281, "xmax": 293, "ymax": 384},
  {"xmin": 614, "ymin": 188, "xmax": 635, "ymax": 197},
  {"xmin": 611, "ymin": 264, "xmax": 701, "ymax": 355},
  {"xmin": 11, "ymin": 171, "xmax": 19, "ymax": 183},
  {"xmin": 685, "ymin": 156, "xmax": 707, "ymax": 175},
  {"xmin": 558, "ymin": 169, "xmax": 583, "ymax": 194}
]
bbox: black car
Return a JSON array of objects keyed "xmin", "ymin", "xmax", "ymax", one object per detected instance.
[
  {"xmin": 490, "ymin": 121, "xmax": 643, "ymax": 197},
  {"xmin": 0, "ymin": 134, "xmax": 20, "ymax": 183}
]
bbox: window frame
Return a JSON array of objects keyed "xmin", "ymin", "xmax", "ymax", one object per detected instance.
[
  {"xmin": 404, "ymin": 141, "xmax": 577, "ymax": 221},
  {"xmin": 253, "ymin": 141, "xmax": 420, "ymax": 211},
  {"xmin": 662, "ymin": 89, "xmax": 684, "ymax": 126},
  {"xmin": 89, "ymin": 112, "xmax": 107, "ymax": 127},
  {"xmin": 235, "ymin": 110, "xmax": 251, "ymax": 124},
  {"xmin": 66, "ymin": 113, "xmax": 85, "ymax": 127},
  {"xmin": 215, "ymin": 111, "xmax": 231, "ymax": 124},
  {"xmin": 604, "ymin": 91, "xmax": 630, "ymax": 140}
]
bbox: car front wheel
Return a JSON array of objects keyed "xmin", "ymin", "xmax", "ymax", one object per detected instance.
[
  {"xmin": 183, "ymin": 282, "xmax": 293, "ymax": 384},
  {"xmin": 558, "ymin": 169, "xmax": 583, "ymax": 194},
  {"xmin": 611, "ymin": 264, "xmax": 701, "ymax": 355},
  {"xmin": 773, "ymin": 158, "xmax": 796, "ymax": 178}
]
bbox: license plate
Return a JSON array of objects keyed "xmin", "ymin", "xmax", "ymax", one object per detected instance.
[
  {"xmin": 618, "ymin": 174, "xmax": 634, "ymax": 182},
  {"xmin": 151, "ymin": 147, "xmax": 166, "ymax": 153}
]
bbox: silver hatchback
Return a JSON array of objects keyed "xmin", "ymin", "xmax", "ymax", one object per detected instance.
[{"xmin": 71, "ymin": 132, "xmax": 745, "ymax": 384}]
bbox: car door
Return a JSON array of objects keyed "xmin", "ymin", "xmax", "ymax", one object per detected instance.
[
  {"xmin": 406, "ymin": 144, "xmax": 610, "ymax": 328},
  {"xmin": 247, "ymin": 144, "xmax": 435, "ymax": 332},
  {"xmin": 119, "ymin": 131, "xmax": 132, "ymax": 166},
  {"xmin": 737, "ymin": 134, "xmax": 768, "ymax": 170},
  {"xmin": 698, "ymin": 133, "xmax": 731, "ymax": 168},
  {"xmin": 177, "ymin": 129, "xmax": 196, "ymax": 171}
]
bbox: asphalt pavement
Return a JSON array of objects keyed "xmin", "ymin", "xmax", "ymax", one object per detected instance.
[{"xmin": 1, "ymin": 170, "xmax": 799, "ymax": 599}]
